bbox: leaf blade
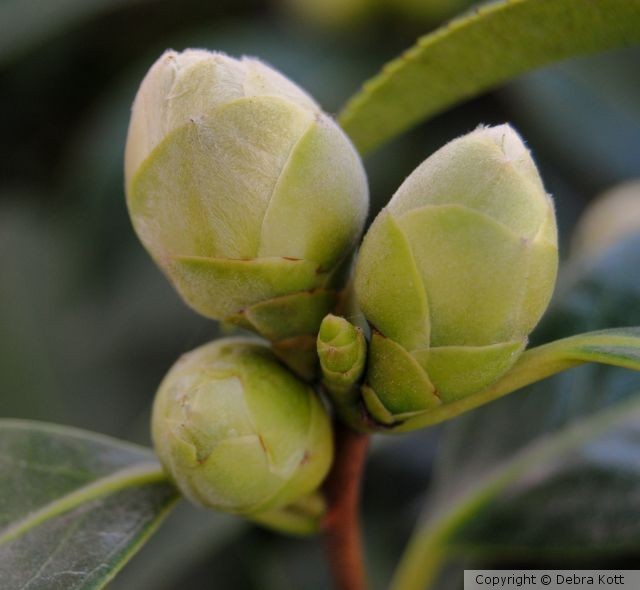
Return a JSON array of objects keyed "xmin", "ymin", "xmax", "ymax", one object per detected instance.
[
  {"xmin": 0, "ymin": 462, "xmax": 167, "ymax": 546},
  {"xmin": 390, "ymin": 393, "xmax": 640, "ymax": 590},
  {"xmin": 0, "ymin": 420, "xmax": 178, "ymax": 590},
  {"xmin": 339, "ymin": 0, "xmax": 640, "ymax": 154}
]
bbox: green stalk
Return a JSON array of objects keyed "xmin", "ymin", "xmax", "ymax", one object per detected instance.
[
  {"xmin": 390, "ymin": 394, "xmax": 640, "ymax": 590},
  {"xmin": 394, "ymin": 328, "xmax": 640, "ymax": 433}
]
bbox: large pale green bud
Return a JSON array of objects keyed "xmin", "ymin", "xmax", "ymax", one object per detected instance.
[
  {"xmin": 354, "ymin": 125, "xmax": 558, "ymax": 425},
  {"xmin": 125, "ymin": 49, "xmax": 368, "ymax": 378},
  {"xmin": 152, "ymin": 338, "xmax": 333, "ymax": 529}
]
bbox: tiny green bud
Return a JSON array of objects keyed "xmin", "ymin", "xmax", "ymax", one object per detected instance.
[
  {"xmin": 151, "ymin": 338, "xmax": 333, "ymax": 516},
  {"xmin": 125, "ymin": 50, "xmax": 368, "ymax": 375},
  {"xmin": 318, "ymin": 314, "xmax": 366, "ymax": 376},
  {"xmin": 354, "ymin": 124, "xmax": 558, "ymax": 425},
  {"xmin": 317, "ymin": 313, "xmax": 369, "ymax": 429},
  {"xmin": 317, "ymin": 314, "xmax": 367, "ymax": 395}
]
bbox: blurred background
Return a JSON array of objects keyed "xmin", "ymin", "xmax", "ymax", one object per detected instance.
[{"xmin": 2, "ymin": 1, "xmax": 640, "ymax": 588}]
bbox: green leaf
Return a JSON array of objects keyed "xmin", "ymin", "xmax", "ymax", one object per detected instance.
[
  {"xmin": 339, "ymin": 0, "xmax": 640, "ymax": 154},
  {"xmin": 0, "ymin": 420, "xmax": 178, "ymax": 590},
  {"xmin": 390, "ymin": 392, "xmax": 640, "ymax": 590},
  {"xmin": 394, "ymin": 327, "xmax": 640, "ymax": 433}
]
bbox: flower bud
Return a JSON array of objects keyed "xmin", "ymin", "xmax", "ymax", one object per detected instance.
[
  {"xmin": 354, "ymin": 125, "xmax": 558, "ymax": 424},
  {"xmin": 151, "ymin": 338, "xmax": 333, "ymax": 516},
  {"xmin": 317, "ymin": 314, "xmax": 367, "ymax": 395},
  {"xmin": 317, "ymin": 313, "xmax": 369, "ymax": 428},
  {"xmin": 125, "ymin": 50, "xmax": 368, "ymax": 376}
]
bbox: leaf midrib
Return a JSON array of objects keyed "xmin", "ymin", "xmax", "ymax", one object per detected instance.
[{"xmin": 0, "ymin": 461, "xmax": 169, "ymax": 546}]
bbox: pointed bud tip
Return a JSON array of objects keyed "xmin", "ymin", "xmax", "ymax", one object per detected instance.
[
  {"xmin": 474, "ymin": 123, "xmax": 530, "ymax": 163},
  {"xmin": 318, "ymin": 314, "xmax": 354, "ymax": 346},
  {"xmin": 317, "ymin": 315, "xmax": 366, "ymax": 376}
]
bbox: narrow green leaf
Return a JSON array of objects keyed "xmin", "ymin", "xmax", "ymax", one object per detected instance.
[
  {"xmin": 0, "ymin": 420, "xmax": 178, "ymax": 590},
  {"xmin": 390, "ymin": 393, "xmax": 640, "ymax": 590},
  {"xmin": 339, "ymin": 0, "xmax": 640, "ymax": 154},
  {"xmin": 394, "ymin": 327, "xmax": 640, "ymax": 433}
]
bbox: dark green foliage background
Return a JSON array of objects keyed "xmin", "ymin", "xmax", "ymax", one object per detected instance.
[{"xmin": 1, "ymin": 1, "xmax": 640, "ymax": 588}]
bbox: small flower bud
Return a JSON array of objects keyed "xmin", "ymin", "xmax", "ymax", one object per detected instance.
[
  {"xmin": 354, "ymin": 125, "xmax": 558, "ymax": 424},
  {"xmin": 317, "ymin": 313, "xmax": 368, "ymax": 428},
  {"xmin": 151, "ymin": 338, "xmax": 333, "ymax": 516},
  {"xmin": 125, "ymin": 50, "xmax": 368, "ymax": 376},
  {"xmin": 317, "ymin": 314, "xmax": 367, "ymax": 395}
]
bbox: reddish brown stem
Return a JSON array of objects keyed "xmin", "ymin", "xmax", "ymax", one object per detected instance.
[{"xmin": 323, "ymin": 421, "xmax": 370, "ymax": 590}]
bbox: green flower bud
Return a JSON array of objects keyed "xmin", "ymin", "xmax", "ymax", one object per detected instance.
[
  {"xmin": 125, "ymin": 50, "xmax": 368, "ymax": 377},
  {"xmin": 151, "ymin": 338, "xmax": 333, "ymax": 517},
  {"xmin": 317, "ymin": 313, "xmax": 369, "ymax": 428},
  {"xmin": 317, "ymin": 314, "xmax": 367, "ymax": 395},
  {"xmin": 354, "ymin": 124, "xmax": 558, "ymax": 425}
]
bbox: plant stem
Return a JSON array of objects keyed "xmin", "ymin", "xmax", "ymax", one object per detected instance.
[{"xmin": 323, "ymin": 421, "xmax": 370, "ymax": 590}]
